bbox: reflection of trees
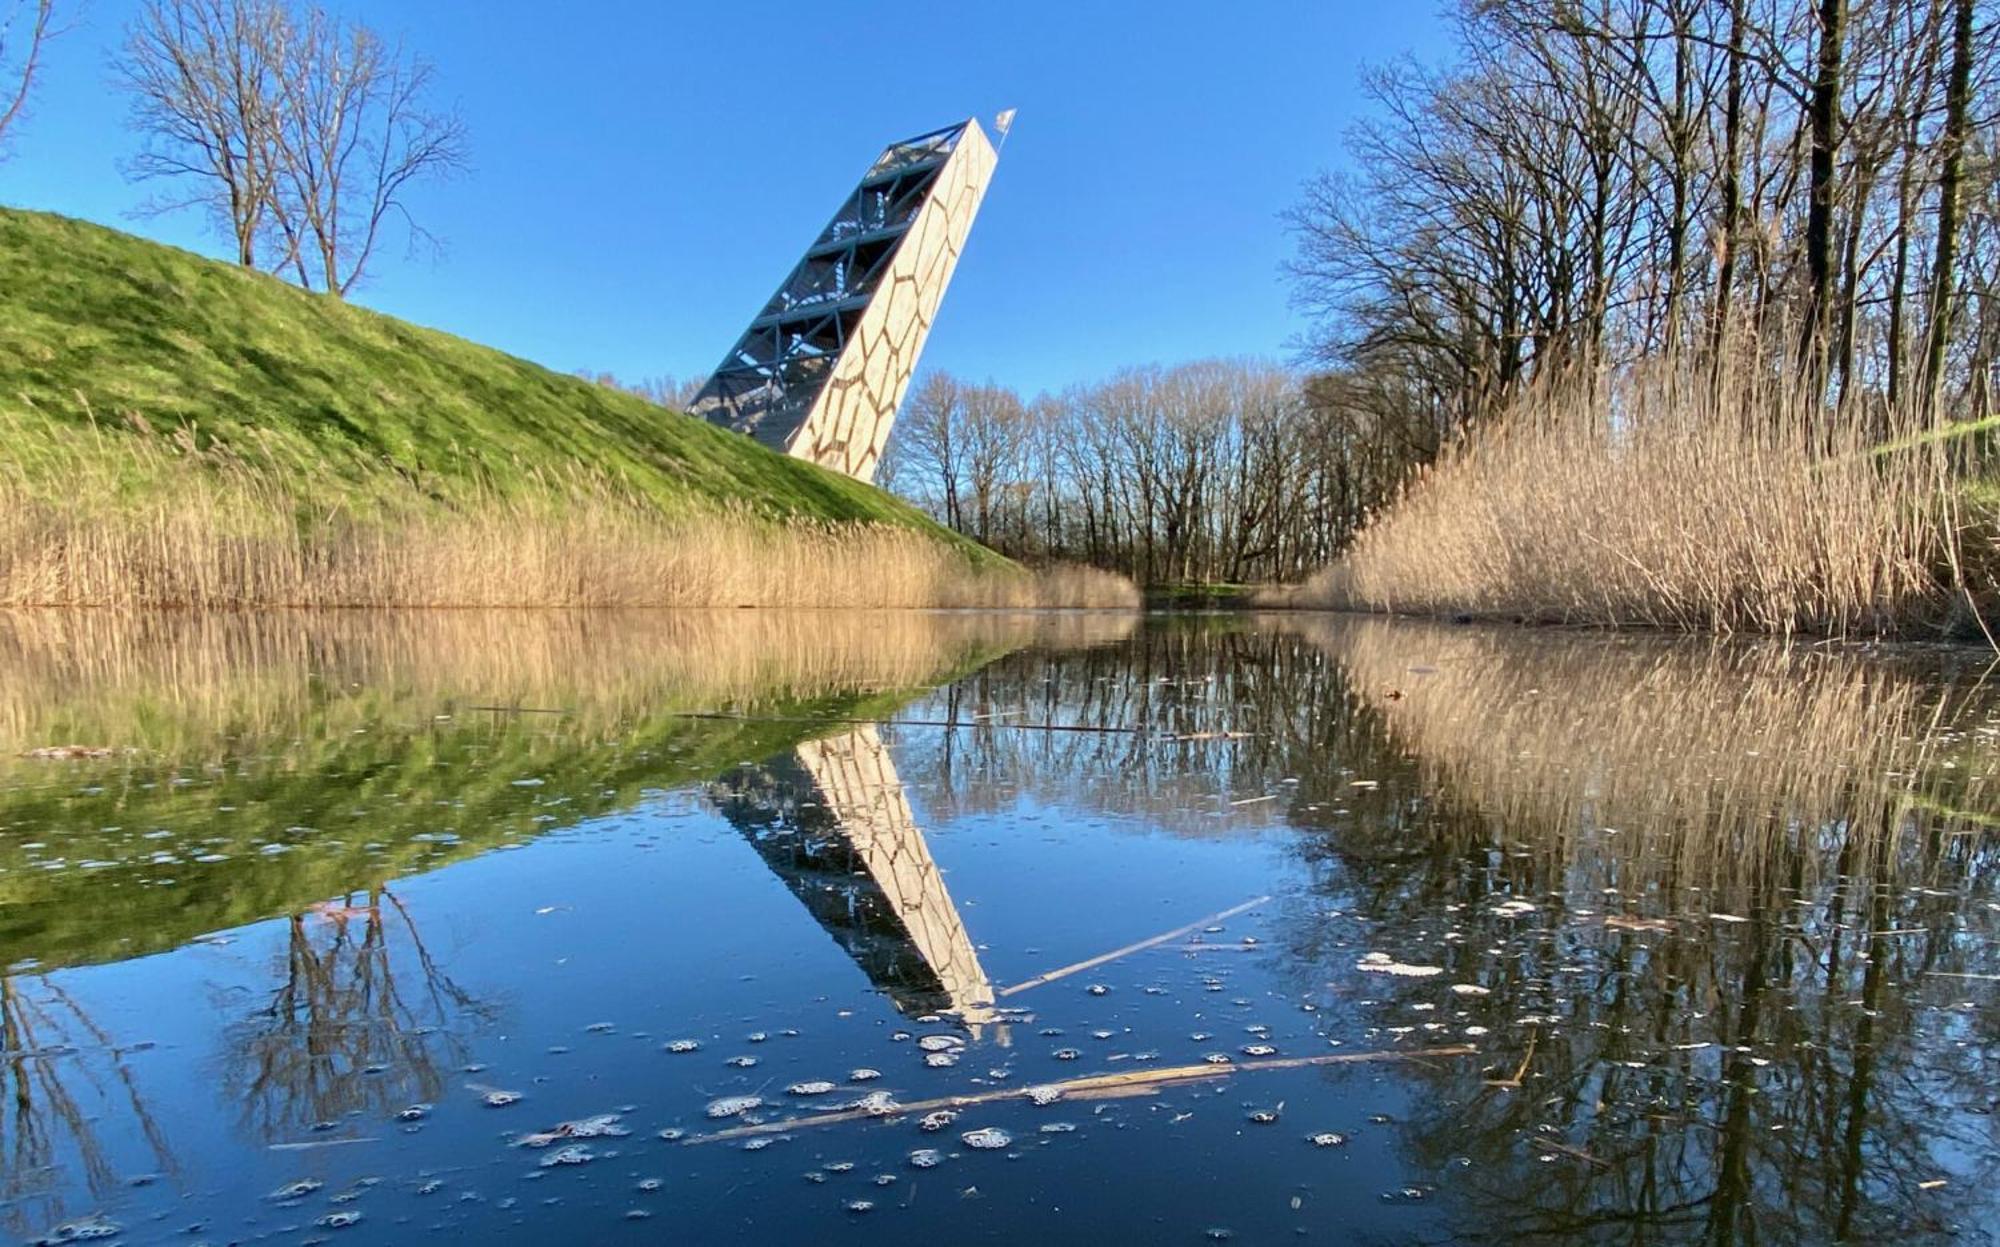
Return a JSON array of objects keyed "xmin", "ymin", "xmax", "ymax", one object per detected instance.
[
  {"xmin": 0, "ymin": 975, "xmax": 175, "ymax": 1239},
  {"xmin": 892, "ymin": 617, "xmax": 2000, "ymax": 1245},
  {"xmin": 1273, "ymin": 616, "xmax": 2000, "ymax": 1246},
  {"xmin": 892, "ymin": 622, "xmax": 1347, "ymax": 833},
  {"xmin": 1291, "ymin": 780, "xmax": 2000, "ymax": 1244},
  {"xmin": 221, "ymin": 886, "xmax": 492, "ymax": 1139}
]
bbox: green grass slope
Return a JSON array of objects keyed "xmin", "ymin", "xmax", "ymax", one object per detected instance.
[{"xmin": 0, "ymin": 207, "xmax": 964, "ymax": 538}]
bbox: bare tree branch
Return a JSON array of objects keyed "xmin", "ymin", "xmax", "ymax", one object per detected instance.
[
  {"xmin": 113, "ymin": 0, "xmax": 467, "ymax": 293},
  {"xmin": 0, "ymin": 0, "xmax": 59, "ymax": 158}
]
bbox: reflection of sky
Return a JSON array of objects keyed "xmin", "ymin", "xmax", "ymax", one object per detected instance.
[
  {"xmin": 5, "ymin": 620, "xmax": 1999, "ymax": 1244},
  {"xmin": 910, "ymin": 788, "xmax": 1291, "ymax": 986}
]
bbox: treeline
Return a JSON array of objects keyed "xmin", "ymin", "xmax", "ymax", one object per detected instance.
[
  {"xmin": 574, "ymin": 372, "xmax": 707, "ymax": 410},
  {"xmin": 1290, "ymin": 0, "xmax": 2000, "ymax": 438},
  {"xmin": 895, "ymin": 0, "xmax": 2000, "ymax": 585},
  {"xmin": 882, "ymin": 363, "xmax": 1405, "ymax": 585}
]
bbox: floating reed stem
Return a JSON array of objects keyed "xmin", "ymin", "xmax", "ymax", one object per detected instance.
[{"xmin": 684, "ymin": 1045, "xmax": 1480, "ymax": 1144}]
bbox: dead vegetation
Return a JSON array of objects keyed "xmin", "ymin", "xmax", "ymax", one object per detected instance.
[
  {"xmin": 0, "ymin": 444, "xmax": 1137, "ymax": 610},
  {"xmin": 1261, "ymin": 365, "xmax": 1968, "ymax": 636}
]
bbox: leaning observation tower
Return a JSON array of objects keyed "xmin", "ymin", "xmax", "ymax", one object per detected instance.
[{"xmin": 688, "ymin": 114, "xmax": 1009, "ymax": 483}]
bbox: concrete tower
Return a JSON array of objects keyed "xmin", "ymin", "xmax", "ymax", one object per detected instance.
[{"xmin": 689, "ymin": 116, "xmax": 1005, "ymax": 482}]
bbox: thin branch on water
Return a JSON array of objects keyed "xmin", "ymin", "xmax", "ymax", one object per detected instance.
[
  {"xmin": 669, "ymin": 711, "xmax": 1159, "ymax": 736},
  {"xmin": 997, "ymin": 896, "xmax": 1272, "ymax": 997},
  {"xmin": 683, "ymin": 1045, "xmax": 1481, "ymax": 1144}
]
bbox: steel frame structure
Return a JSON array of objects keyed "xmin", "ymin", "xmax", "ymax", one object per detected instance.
[{"xmin": 689, "ymin": 117, "xmax": 1003, "ymax": 482}]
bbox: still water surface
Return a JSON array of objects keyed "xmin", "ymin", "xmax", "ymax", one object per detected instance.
[{"xmin": 0, "ymin": 610, "xmax": 1995, "ymax": 1244}]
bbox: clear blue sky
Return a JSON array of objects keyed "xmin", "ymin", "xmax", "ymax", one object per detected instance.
[{"xmin": 5, "ymin": 1, "xmax": 1447, "ymax": 395}]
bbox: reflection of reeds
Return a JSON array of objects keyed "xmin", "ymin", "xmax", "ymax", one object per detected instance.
[
  {"xmin": 1282, "ymin": 613, "xmax": 2000, "ymax": 886},
  {"xmin": 0, "ymin": 609, "xmax": 1137, "ymax": 758},
  {"xmin": 1275, "ymin": 615, "xmax": 2000, "ymax": 1244}
]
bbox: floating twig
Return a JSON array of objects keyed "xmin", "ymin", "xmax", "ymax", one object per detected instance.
[
  {"xmin": 268, "ymin": 1137, "xmax": 380, "ymax": 1151},
  {"xmin": 683, "ymin": 1045, "xmax": 1479, "ymax": 1144},
  {"xmin": 1530, "ymin": 1137, "xmax": 1612, "ymax": 1169},
  {"xmin": 1483, "ymin": 1028, "xmax": 1539, "ymax": 1090},
  {"xmin": 669, "ymin": 712, "xmax": 1152, "ymax": 736},
  {"xmin": 1164, "ymin": 943, "xmax": 1265, "ymax": 954},
  {"xmin": 998, "ymin": 896, "xmax": 1272, "ymax": 997},
  {"xmin": 1600, "ymin": 914, "xmax": 1673, "ymax": 934}
]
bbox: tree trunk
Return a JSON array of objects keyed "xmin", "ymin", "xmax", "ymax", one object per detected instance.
[
  {"xmin": 1923, "ymin": 0, "xmax": 1975, "ymax": 416},
  {"xmin": 1710, "ymin": 0, "xmax": 1744, "ymax": 375},
  {"xmin": 1799, "ymin": 0, "xmax": 1846, "ymax": 388}
]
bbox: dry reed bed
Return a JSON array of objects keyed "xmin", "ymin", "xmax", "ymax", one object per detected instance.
[
  {"xmin": 0, "ymin": 609, "xmax": 1139, "ymax": 758},
  {"xmin": 1283, "ymin": 613, "xmax": 1996, "ymax": 893},
  {"xmin": 1265, "ymin": 368, "xmax": 1959, "ymax": 635},
  {"xmin": 0, "ymin": 493, "xmax": 1138, "ymax": 609},
  {"xmin": 0, "ymin": 424, "xmax": 1137, "ymax": 610}
]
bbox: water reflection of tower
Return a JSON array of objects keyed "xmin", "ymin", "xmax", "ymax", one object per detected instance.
[{"xmin": 709, "ymin": 727, "xmax": 1002, "ymax": 1038}]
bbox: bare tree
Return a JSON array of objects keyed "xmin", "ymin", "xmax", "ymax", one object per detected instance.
[
  {"xmin": 266, "ymin": 5, "xmax": 466, "ymax": 295},
  {"xmin": 115, "ymin": 0, "xmax": 286, "ymax": 266},
  {"xmin": 1799, "ymin": 0, "xmax": 1849, "ymax": 382},
  {"xmin": 1290, "ymin": 0, "xmax": 2000, "ymax": 433},
  {"xmin": 0, "ymin": 0, "xmax": 57, "ymax": 159},
  {"xmin": 1924, "ymin": 0, "xmax": 1978, "ymax": 410},
  {"xmin": 885, "ymin": 360, "xmax": 1332, "ymax": 585},
  {"xmin": 115, "ymin": 0, "xmax": 466, "ymax": 294},
  {"xmin": 896, "ymin": 372, "xmax": 968, "ymax": 530},
  {"xmin": 958, "ymin": 382, "xmax": 1026, "ymax": 543}
]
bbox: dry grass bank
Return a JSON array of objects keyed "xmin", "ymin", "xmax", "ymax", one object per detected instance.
[
  {"xmin": 0, "ymin": 434, "xmax": 1137, "ymax": 610},
  {"xmin": 1263, "ymin": 365, "xmax": 1966, "ymax": 635}
]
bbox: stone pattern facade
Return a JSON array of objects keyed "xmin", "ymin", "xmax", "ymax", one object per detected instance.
[
  {"xmin": 790, "ymin": 126, "xmax": 997, "ymax": 481},
  {"xmin": 691, "ymin": 119, "xmax": 1000, "ymax": 484}
]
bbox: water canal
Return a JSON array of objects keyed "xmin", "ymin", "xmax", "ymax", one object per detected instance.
[{"xmin": 0, "ymin": 610, "xmax": 1994, "ymax": 1244}]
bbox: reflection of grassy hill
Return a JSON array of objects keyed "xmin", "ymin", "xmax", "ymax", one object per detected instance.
[
  {"xmin": 0, "ymin": 610, "xmax": 1118, "ymax": 971},
  {"xmin": 0, "ymin": 689, "xmax": 923, "ymax": 971}
]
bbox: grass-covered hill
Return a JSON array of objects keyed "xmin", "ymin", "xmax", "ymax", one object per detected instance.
[{"xmin": 0, "ymin": 206, "xmax": 951, "ymax": 532}]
